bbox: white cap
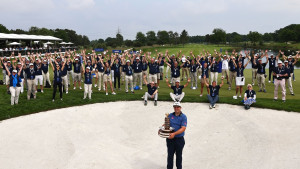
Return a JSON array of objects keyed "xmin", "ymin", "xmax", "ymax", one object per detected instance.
[
  {"xmin": 36, "ymin": 58, "xmax": 39, "ymax": 61},
  {"xmin": 224, "ymin": 55, "xmax": 227, "ymax": 57},
  {"xmin": 173, "ymin": 102, "xmax": 181, "ymax": 107},
  {"xmin": 155, "ymin": 60, "xmax": 158, "ymax": 62},
  {"xmin": 86, "ymin": 67, "xmax": 90, "ymax": 69},
  {"xmin": 43, "ymin": 60, "xmax": 47, "ymax": 62},
  {"xmin": 175, "ymin": 80, "xmax": 180, "ymax": 83},
  {"xmin": 12, "ymin": 70, "xmax": 17, "ymax": 73},
  {"xmin": 88, "ymin": 53, "xmax": 90, "ymax": 55},
  {"xmin": 126, "ymin": 60, "xmax": 130, "ymax": 63},
  {"xmin": 7, "ymin": 61, "xmax": 11, "ymax": 63},
  {"xmin": 284, "ymin": 60, "xmax": 288, "ymax": 63},
  {"xmin": 87, "ymin": 60, "xmax": 91, "ymax": 62},
  {"xmin": 75, "ymin": 58, "xmax": 79, "ymax": 61},
  {"xmin": 76, "ymin": 54, "xmax": 80, "ymax": 56},
  {"xmin": 17, "ymin": 62, "xmax": 21, "ymax": 65},
  {"xmin": 278, "ymin": 60, "xmax": 283, "ymax": 64},
  {"xmin": 258, "ymin": 58, "xmax": 262, "ymax": 61},
  {"xmin": 29, "ymin": 63, "xmax": 34, "ymax": 66},
  {"xmin": 288, "ymin": 56, "xmax": 292, "ymax": 59},
  {"xmin": 136, "ymin": 57, "xmax": 140, "ymax": 60}
]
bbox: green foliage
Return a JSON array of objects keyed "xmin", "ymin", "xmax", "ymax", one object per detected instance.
[
  {"xmin": 248, "ymin": 31, "xmax": 262, "ymax": 45},
  {"xmin": 180, "ymin": 29, "xmax": 189, "ymax": 46},
  {"xmin": 211, "ymin": 28, "xmax": 226, "ymax": 44},
  {"xmin": 157, "ymin": 30, "xmax": 169, "ymax": 45},
  {"xmin": 135, "ymin": 32, "xmax": 147, "ymax": 46},
  {"xmin": 0, "ymin": 24, "xmax": 9, "ymax": 33},
  {"xmin": 146, "ymin": 31, "xmax": 157, "ymax": 46}
]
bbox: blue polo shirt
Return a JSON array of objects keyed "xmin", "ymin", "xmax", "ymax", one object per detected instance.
[
  {"xmin": 149, "ymin": 63, "xmax": 157, "ymax": 75},
  {"xmin": 132, "ymin": 61, "xmax": 143, "ymax": 73},
  {"xmin": 168, "ymin": 112, "xmax": 187, "ymax": 138}
]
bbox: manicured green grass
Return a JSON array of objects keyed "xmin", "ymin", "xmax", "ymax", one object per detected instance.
[{"xmin": 0, "ymin": 68, "xmax": 299, "ymax": 121}]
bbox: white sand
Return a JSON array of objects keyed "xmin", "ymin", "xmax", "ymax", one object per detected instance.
[{"xmin": 0, "ymin": 101, "xmax": 300, "ymax": 169}]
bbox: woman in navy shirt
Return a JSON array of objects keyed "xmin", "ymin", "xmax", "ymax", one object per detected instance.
[
  {"xmin": 243, "ymin": 84, "xmax": 256, "ymax": 110},
  {"xmin": 233, "ymin": 59, "xmax": 250, "ymax": 99},
  {"xmin": 50, "ymin": 60, "xmax": 66, "ymax": 102}
]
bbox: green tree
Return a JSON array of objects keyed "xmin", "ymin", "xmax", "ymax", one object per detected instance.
[
  {"xmin": 278, "ymin": 29, "xmax": 296, "ymax": 42},
  {"xmin": 135, "ymin": 32, "xmax": 147, "ymax": 46},
  {"xmin": 116, "ymin": 33, "xmax": 123, "ymax": 47},
  {"xmin": 124, "ymin": 39, "xmax": 134, "ymax": 47},
  {"xmin": 157, "ymin": 30, "xmax": 169, "ymax": 45},
  {"xmin": 105, "ymin": 37, "xmax": 117, "ymax": 47},
  {"xmin": 180, "ymin": 29, "xmax": 189, "ymax": 47},
  {"xmin": 247, "ymin": 31, "xmax": 262, "ymax": 45},
  {"xmin": 146, "ymin": 31, "xmax": 157, "ymax": 46},
  {"xmin": 0, "ymin": 24, "xmax": 9, "ymax": 33},
  {"xmin": 262, "ymin": 33, "xmax": 273, "ymax": 42},
  {"xmin": 211, "ymin": 28, "xmax": 226, "ymax": 44}
]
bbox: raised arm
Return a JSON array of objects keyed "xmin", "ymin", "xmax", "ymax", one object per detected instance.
[
  {"xmin": 165, "ymin": 78, "xmax": 171, "ymax": 88},
  {"xmin": 143, "ymin": 74, "xmax": 148, "ymax": 85},
  {"xmin": 219, "ymin": 76, "xmax": 224, "ymax": 87},
  {"xmin": 183, "ymin": 78, "xmax": 191, "ymax": 88}
]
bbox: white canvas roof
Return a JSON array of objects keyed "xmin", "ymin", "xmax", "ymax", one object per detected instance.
[{"xmin": 0, "ymin": 33, "xmax": 62, "ymax": 41}]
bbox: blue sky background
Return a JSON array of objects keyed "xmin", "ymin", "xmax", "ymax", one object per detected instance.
[{"xmin": 0, "ymin": 0, "xmax": 299, "ymax": 40}]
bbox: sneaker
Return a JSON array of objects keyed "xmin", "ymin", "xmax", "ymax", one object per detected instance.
[
  {"xmin": 263, "ymin": 89, "xmax": 266, "ymax": 93},
  {"xmin": 200, "ymin": 94, "xmax": 203, "ymax": 97},
  {"xmin": 158, "ymin": 86, "xmax": 160, "ymax": 89},
  {"xmin": 193, "ymin": 87, "xmax": 196, "ymax": 90},
  {"xmin": 213, "ymin": 104, "xmax": 216, "ymax": 108},
  {"xmin": 66, "ymin": 90, "xmax": 68, "ymax": 94},
  {"xmin": 252, "ymin": 83, "xmax": 254, "ymax": 86},
  {"xmin": 79, "ymin": 87, "xmax": 82, "ymax": 90},
  {"xmin": 126, "ymin": 91, "xmax": 128, "ymax": 93},
  {"xmin": 258, "ymin": 89, "xmax": 262, "ymax": 92},
  {"xmin": 291, "ymin": 93, "xmax": 295, "ymax": 96},
  {"xmin": 112, "ymin": 92, "xmax": 116, "ymax": 95},
  {"xmin": 282, "ymin": 100, "xmax": 286, "ymax": 103},
  {"xmin": 239, "ymin": 95, "xmax": 241, "ymax": 98},
  {"xmin": 154, "ymin": 101, "xmax": 157, "ymax": 106},
  {"xmin": 98, "ymin": 88, "xmax": 101, "ymax": 91},
  {"xmin": 61, "ymin": 98, "xmax": 63, "ymax": 101},
  {"xmin": 233, "ymin": 95, "xmax": 237, "ymax": 99},
  {"xmin": 83, "ymin": 97, "xmax": 86, "ymax": 99},
  {"xmin": 52, "ymin": 99, "xmax": 55, "ymax": 102},
  {"xmin": 209, "ymin": 105, "xmax": 212, "ymax": 109},
  {"xmin": 141, "ymin": 96, "xmax": 145, "ymax": 99},
  {"xmin": 73, "ymin": 87, "xmax": 76, "ymax": 90},
  {"xmin": 228, "ymin": 87, "xmax": 231, "ymax": 90},
  {"xmin": 94, "ymin": 84, "xmax": 97, "ymax": 87},
  {"xmin": 144, "ymin": 100, "xmax": 147, "ymax": 106},
  {"xmin": 106, "ymin": 92, "xmax": 108, "ymax": 96},
  {"xmin": 131, "ymin": 91, "xmax": 135, "ymax": 94},
  {"xmin": 140, "ymin": 87, "xmax": 142, "ymax": 90},
  {"xmin": 41, "ymin": 90, "xmax": 44, "ymax": 93}
]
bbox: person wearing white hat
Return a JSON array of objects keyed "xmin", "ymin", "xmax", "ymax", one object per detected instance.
[
  {"xmin": 166, "ymin": 78, "xmax": 190, "ymax": 102},
  {"xmin": 284, "ymin": 58, "xmax": 298, "ymax": 96},
  {"xmin": 96, "ymin": 55, "xmax": 105, "ymax": 91},
  {"xmin": 166, "ymin": 61, "xmax": 185, "ymax": 86},
  {"xmin": 101, "ymin": 58, "xmax": 116, "ymax": 95},
  {"xmin": 34, "ymin": 59, "xmax": 44, "ymax": 93},
  {"xmin": 165, "ymin": 102, "xmax": 187, "ymax": 169},
  {"xmin": 3, "ymin": 62, "xmax": 23, "ymax": 105},
  {"xmin": 132, "ymin": 55, "xmax": 143, "ymax": 89},
  {"xmin": 268, "ymin": 53, "xmax": 277, "ymax": 83},
  {"xmin": 82, "ymin": 66, "xmax": 95, "ymax": 99},
  {"xmin": 0, "ymin": 56, "xmax": 9, "ymax": 85},
  {"xmin": 16, "ymin": 62, "xmax": 25, "ymax": 93},
  {"xmin": 228, "ymin": 56, "xmax": 237, "ymax": 90},
  {"xmin": 273, "ymin": 60, "xmax": 288, "ymax": 102},
  {"xmin": 3, "ymin": 60, "xmax": 13, "ymax": 92},
  {"xmin": 25, "ymin": 63, "xmax": 36, "ymax": 100},
  {"xmin": 189, "ymin": 59, "xmax": 200, "ymax": 89},
  {"xmin": 209, "ymin": 55, "xmax": 221, "ymax": 85},
  {"xmin": 72, "ymin": 57, "xmax": 83, "ymax": 90},
  {"xmin": 253, "ymin": 50, "xmax": 268, "ymax": 92},
  {"xmin": 181, "ymin": 56, "xmax": 189, "ymax": 81},
  {"xmin": 200, "ymin": 62, "xmax": 210, "ymax": 97},
  {"xmin": 232, "ymin": 58, "xmax": 251, "ymax": 98},
  {"xmin": 41, "ymin": 58, "xmax": 51, "ymax": 88},
  {"xmin": 243, "ymin": 84, "xmax": 256, "ymax": 110},
  {"xmin": 250, "ymin": 51, "xmax": 259, "ymax": 86},
  {"xmin": 148, "ymin": 58, "xmax": 158, "ymax": 85},
  {"xmin": 221, "ymin": 53, "xmax": 230, "ymax": 84},
  {"xmin": 143, "ymin": 75, "xmax": 158, "ymax": 106},
  {"xmin": 123, "ymin": 59, "xmax": 134, "ymax": 93}
]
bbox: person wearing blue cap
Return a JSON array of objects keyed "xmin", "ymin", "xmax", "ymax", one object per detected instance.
[{"xmin": 165, "ymin": 102, "xmax": 187, "ymax": 169}]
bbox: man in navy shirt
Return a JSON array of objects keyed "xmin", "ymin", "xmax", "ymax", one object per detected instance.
[
  {"xmin": 254, "ymin": 51, "xmax": 268, "ymax": 92},
  {"xmin": 25, "ymin": 63, "xmax": 36, "ymax": 100},
  {"xmin": 189, "ymin": 59, "xmax": 200, "ymax": 89},
  {"xmin": 123, "ymin": 60, "xmax": 134, "ymax": 93},
  {"xmin": 204, "ymin": 76, "xmax": 224, "ymax": 109},
  {"xmin": 143, "ymin": 74, "xmax": 158, "ymax": 106},
  {"xmin": 142, "ymin": 57, "xmax": 148, "ymax": 86},
  {"xmin": 273, "ymin": 60, "xmax": 288, "ymax": 102},
  {"xmin": 200, "ymin": 62, "xmax": 210, "ymax": 97},
  {"xmin": 228, "ymin": 57, "xmax": 237, "ymax": 90},
  {"xmin": 148, "ymin": 58, "xmax": 158, "ymax": 85},
  {"xmin": 96, "ymin": 56, "xmax": 105, "ymax": 91},
  {"xmin": 166, "ymin": 78, "xmax": 190, "ymax": 102},
  {"xmin": 165, "ymin": 102, "xmax": 187, "ymax": 169},
  {"xmin": 73, "ymin": 58, "xmax": 83, "ymax": 90},
  {"xmin": 132, "ymin": 56, "xmax": 143, "ymax": 89},
  {"xmin": 41, "ymin": 59, "xmax": 51, "ymax": 88},
  {"xmin": 250, "ymin": 52, "xmax": 259, "ymax": 85},
  {"xmin": 61, "ymin": 60, "xmax": 69, "ymax": 94},
  {"xmin": 268, "ymin": 54, "xmax": 276, "ymax": 83}
]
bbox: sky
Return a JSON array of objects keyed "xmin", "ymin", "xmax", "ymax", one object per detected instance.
[{"xmin": 0, "ymin": 0, "xmax": 299, "ymax": 41}]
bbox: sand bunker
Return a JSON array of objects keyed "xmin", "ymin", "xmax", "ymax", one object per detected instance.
[{"xmin": 0, "ymin": 101, "xmax": 300, "ymax": 169}]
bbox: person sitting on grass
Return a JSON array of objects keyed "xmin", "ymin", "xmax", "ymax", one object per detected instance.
[
  {"xmin": 143, "ymin": 75, "xmax": 158, "ymax": 106},
  {"xmin": 203, "ymin": 75, "xmax": 224, "ymax": 109},
  {"xmin": 49, "ymin": 59, "xmax": 66, "ymax": 102},
  {"xmin": 166, "ymin": 78, "xmax": 190, "ymax": 102},
  {"xmin": 243, "ymin": 84, "xmax": 256, "ymax": 110}
]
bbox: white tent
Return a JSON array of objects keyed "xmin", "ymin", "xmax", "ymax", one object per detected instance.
[
  {"xmin": 44, "ymin": 42, "xmax": 54, "ymax": 45},
  {"xmin": 8, "ymin": 42, "xmax": 21, "ymax": 46},
  {"xmin": 65, "ymin": 42, "xmax": 74, "ymax": 45},
  {"xmin": 59, "ymin": 42, "xmax": 66, "ymax": 45},
  {"xmin": 0, "ymin": 33, "xmax": 62, "ymax": 41}
]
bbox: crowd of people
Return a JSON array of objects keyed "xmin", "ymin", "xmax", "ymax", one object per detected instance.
[{"xmin": 0, "ymin": 49, "xmax": 299, "ymax": 109}]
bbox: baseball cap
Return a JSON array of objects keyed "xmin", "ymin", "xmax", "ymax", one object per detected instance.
[
  {"xmin": 12, "ymin": 70, "xmax": 17, "ymax": 73},
  {"xmin": 7, "ymin": 61, "xmax": 11, "ymax": 63},
  {"xmin": 75, "ymin": 58, "xmax": 79, "ymax": 61},
  {"xmin": 126, "ymin": 60, "xmax": 130, "ymax": 63},
  {"xmin": 288, "ymin": 56, "xmax": 292, "ymax": 59},
  {"xmin": 175, "ymin": 80, "xmax": 180, "ymax": 83},
  {"xmin": 17, "ymin": 62, "xmax": 21, "ymax": 65},
  {"xmin": 86, "ymin": 67, "xmax": 90, "ymax": 69},
  {"xmin": 29, "ymin": 63, "xmax": 34, "ymax": 66},
  {"xmin": 136, "ymin": 57, "xmax": 140, "ymax": 60},
  {"xmin": 278, "ymin": 60, "xmax": 283, "ymax": 64},
  {"xmin": 258, "ymin": 59, "xmax": 262, "ymax": 61},
  {"xmin": 173, "ymin": 102, "xmax": 181, "ymax": 107},
  {"xmin": 284, "ymin": 60, "xmax": 288, "ymax": 63},
  {"xmin": 87, "ymin": 60, "xmax": 91, "ymax": 62}
]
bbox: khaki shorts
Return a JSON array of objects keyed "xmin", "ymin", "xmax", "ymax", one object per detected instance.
[
  {"xmin": 149, "ymin": 74, "xmax": 157, "ymax": 83},
  {"xmin": 222, "ymin": 69, "xmax": 229, "ymax": 77},
  {"xmin": 73, "ymin": 73, "xmax": 81, "ymax": 82},
  {"xmin": 103, "ymin": 74, "xmax": 111, "ymax": 82},
  {"xmin": 201, "ymin": 78, "xmax": 209, "ymax": 84}
]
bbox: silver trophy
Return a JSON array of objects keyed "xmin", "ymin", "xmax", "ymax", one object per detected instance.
[{"xmin": 158, "ymin": 113, "xmax": 174, "ymax": 138}]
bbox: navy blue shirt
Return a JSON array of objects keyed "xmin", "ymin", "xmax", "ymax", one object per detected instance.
[
  {"xmin": 25, "ymin": 68, "xmax": 36, "ymax": 80},
  {"xmin": 251, "ymin": 57, "xmax": 258, "ymax": 69},
  {"xmin": 171, "ymin": 66, "xmax": 181, "ymax": 78},
  {"xmin": 84, "ymin": 72, "xmax": 92, "ymax": 84},
  {"xmin": 73, "ymin": 62, "xmax": 82, "ymax": 73},
  {"xmin": 112, "ymin": 63, "xmax": 120, "ymax": 75},
  {"xmin": 245, "ymin": 90, "xmax": 256, "ymax": 98},
  {"xmin": 189, "ymin": 64, "xmax": 199, "ymax": 72},
  {"xmin": 149, "ymin": 63, "xmax": 157, "ymax": 75},
  {"xmin": 97, "ymin": 62, "xmax": 104, "ymax": 72},
  {"xmin": 257, "ymin": 63, "xmax": 266, "ymax": 74},
  {"xmin": 274, "ymin": 66, "xmax": 288, "ymax": 80},
  {"xmin": 53, "ymin": 70, "xmax": 62, "ymax": 83},
  {"xmin": 229, "ymin": 60, "xmax": 237, "ymax": 72},
  {"xmin": 147, "ymin": 84, "xmax": 157, "ymax": 95},
  {"xmin": 288, "ymin": 59, "xmax": 295, "ymax": 73},
  {"xmin": 34, "ymin": 63, "xmax": 42, "ymax": 75},
  {"xmin": 17, "ymin": 67, "xmax": 24, "ymax": 79},
  {"xmin": 142, "ymin": 62, "xmax": 148, "ymax": 71},
  {"xmin": 132, "ymin": 61, "xmax": 142, "ymax": 73},
  {"xmin": 41, "ymin": 63, "xmax": 49, "ymax": 73},
  {"xmin": 124, "ymin": 65, "xmax": 133, "ymax": 76},
  {"xmin": 9, "ymin": 74, "xmax": 21, "ymax": 87},
  {"xmin": 61, "ymin": 65, "xmax": 68, "ymax": 76},
  {"xmin": 67, "ymin": 62, "xmax": 72, "ymax": 71},
  {"xmin": 269, "ymin": 58, "xmax": 276, "ymax": 68},
  {"xmin": 209, "ymin": 85, "xmax": 220, "ymax": 97},
  {"xmin": 5, "ymin": 65, "xmax": 13, "ymax": 75},
  {"xmin": 168, "ymin": 112, "xmax": 187, "ymax": 138},
  {"xmin": 202, "ymin": 67, "xmax": 209, "ymax": 78},
  {"xmin": 236, "ymin": 66, "xmax": 245, "ymax": 77},
  {"xmin": 171, "ymin": 85, "xmax": 184, "ymax": 95}
]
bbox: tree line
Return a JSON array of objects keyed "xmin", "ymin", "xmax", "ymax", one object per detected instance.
[{"xmin": 1, "ymin": 23, "xmax": 300, "ymax": 49}]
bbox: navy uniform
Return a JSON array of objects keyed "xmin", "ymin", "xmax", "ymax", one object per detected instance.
[
  {"xmin": 124, "ymin": 64, "xmax": 134, "ymax": 93},
  {"xmin": 52, "ymin": 69, "xmax": 63, "ymax": 101},
  {"xmin": 25, "ymin": 65, "xmax": 36, "ymax": 100},
  {"xmin": 83, "ymin": 69, "xmax": 93, "ymax": 99}
]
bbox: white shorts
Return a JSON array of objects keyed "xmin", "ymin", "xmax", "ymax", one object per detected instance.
[
  {"xmin": 35, "ymin": 75, "xmax": 43, "ymax": 85},
  {"xmin": 236, "ymin": 76, "xmax": 245, "ymax": 86}
]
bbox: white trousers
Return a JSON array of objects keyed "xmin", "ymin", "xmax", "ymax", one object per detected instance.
[
  {"xmin": 84, "ymin": 84, "xmax": 92, "ymax": 99},
  {"xmin": 170, "ymin": 92, "xmax": 185, "ymax": 102},
  {"xmin": 9, "ymin": 86, "xmax": 21, "ymax": 105}
]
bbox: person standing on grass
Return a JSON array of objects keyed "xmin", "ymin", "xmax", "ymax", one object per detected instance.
[
  {"xmin": 200, "ymin": 62, "xmax": 210, "ymax": 97},
  {"xmin": 166, "ymin": 61, "xmax": 185, "ymax": 86},
  {"xmin": 73, "ymin": 57, "xmax": 83, "ymax": 90},
  {"xmin": 254, "ymin": 50, "xmax": 268, "ymax": 93},
  {"xmin": 142, "ymin": 55, "xmax": 148, "ymax": 86},
  {"xmin": 148, "ymin": 58, "xmax": 158, "ymax": 85},
  {"xmin": 82, "ymin": 67, "xmax": 95, "ymax": 99},
  {"xmin": 66, "ymin": 57, "xmax": 73, "ymax": 87},
  {"xmin": 102, "ymin": 58, "xmax": 116, "ymax": 96},
  {"xmin": 166, "ymin": 78, "xmax": 190, "ymax": 102},
  {"xmin": 232, "ymin": 58, "xmax": 251, "ymax": 99},
  {"xmin": 123, "ymin": 60, "xmax": 134, "ymax": 93},
  {"xmin": 268, "ymin": 54, "xmax": 277, "ymax": 83},
  {"xmin": 250, "ymin": 51, "xmax": 259, "ymax": 86},
  {"xmin": 0, "ymin": 56, "xmax": 9, "ymax": 85},
  {"xmin": 209, "ymin": 54, "xmax": 221, "ymax": 85},
  {"xmin": 3, "ymin": 60, "xmax": 13, "ymax": 92},
  {"xmin": 132, "ymin": 56, "xmax": 143, "ymax": 90},
  {"xmin": 203, "ymin": 75, "xmax": 224, "ymax": 109},
  {"xmin": 41, "ymin": 58, "xmax": 51, "ymax": 88},
  {"xmin": 189, "ymin": 59, "xmax": 199, "ymax": 89},
  {"xmin": 34, "ymin": 58, "xmax": 44, "ymax": 93},
  {"xmin": 112, "ymin": 58, "xmax": 121, "ymax": 90},
  {"xmin": 25, "ymin": 63, "xmax": 36, "ymax": 100},
  {"xmin": 228, "ymin": 56, "xmax": 237, "ymax": 91},
  {"xmin": 3, "ymin": 62, "xmax": 23, "ymax": 105},
  {"xmin": 50, "ymin": 59, "xmax": 66, "ymax": 102},
  {"xmin": 273, "ymin": 60, "xmax": 288, "ymax": 102},
  {"xmin": 243, "ymin": 84, "xmax": 256, "ymax": 110},
  {"xmin": 165, "ymin": 102, "xmax": 187, "ymax": 169},
  {"xmin": 96, "ymin": 54, "xmax": 105, "ymax": 91},
  {"xmin": 283, "ymin": 52, "xmax": 299, "ymax": 96},
  {"xmin": 143, "ymin": 75, "xmax": 158, "ymax": 106},
  {"xmin": 16, "ymin": 62, "xmax": 25, "ymax": 94}
]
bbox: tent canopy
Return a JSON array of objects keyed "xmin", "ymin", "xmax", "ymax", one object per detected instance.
[
  {"xmin": 8, "ymin": 42, "xmax": 21, "ymax": 46},
  {"xmin": 0, "ymin": 33, "xmax": 62, "ymax": 41}
]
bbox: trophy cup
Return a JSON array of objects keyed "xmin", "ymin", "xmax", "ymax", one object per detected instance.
[{"xmin": 158, "ymin": 113, "xmax": 174, "ymax": 138}]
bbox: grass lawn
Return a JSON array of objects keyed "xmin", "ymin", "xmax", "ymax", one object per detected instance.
[{"xmin": 0, "ymin": 67, "xmax": 299, "ymax": 121}]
